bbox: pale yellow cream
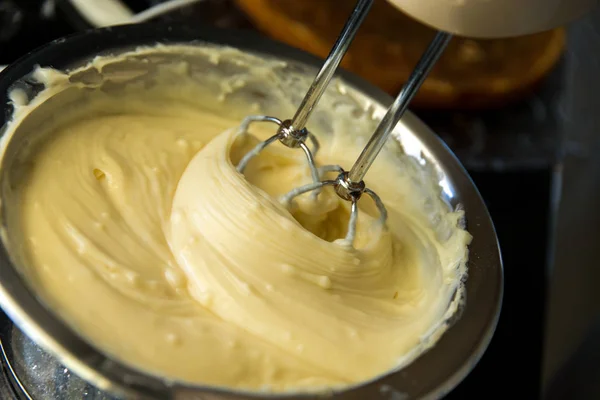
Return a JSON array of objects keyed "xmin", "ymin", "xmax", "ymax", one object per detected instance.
[{"xmin": 0, "ymin": 45, "xmax": 471, "ymax": 393}]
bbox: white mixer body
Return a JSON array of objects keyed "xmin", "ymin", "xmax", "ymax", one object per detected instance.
[{"xmin": 386, "ymin": 0, "xmax": 598, "ymax": 38}]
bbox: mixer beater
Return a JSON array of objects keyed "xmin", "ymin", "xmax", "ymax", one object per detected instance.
[{"xmin": 236, "ymin": 0, "xmax": 452, "ymax": 245}]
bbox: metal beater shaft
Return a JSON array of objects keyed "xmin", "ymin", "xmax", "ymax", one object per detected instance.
[
  {"xmin": 347, "ymin": 32, "xmax": 452, "ymax": 183},
  {"xmin": 290, "ymin": 0, "xmax": 373, "ymax": 132}
]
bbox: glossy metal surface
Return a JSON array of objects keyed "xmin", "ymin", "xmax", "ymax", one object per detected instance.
[
  {"xmin": 0, "ymin": 24, "xmax": 502, "ymax": 399},
  {"xmin": 385, "ymin": 0, "xmax": 598, "ymax": 38}
]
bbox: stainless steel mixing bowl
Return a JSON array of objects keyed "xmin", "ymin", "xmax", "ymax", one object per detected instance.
[{"xmin": 0, "ymin": 24, "xmax": 503, "ymax": 400}]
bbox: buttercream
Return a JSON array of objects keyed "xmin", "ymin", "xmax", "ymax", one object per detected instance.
[{"xmin": 0, "ymin": 45, "xmax": 470, "ymax": 393}]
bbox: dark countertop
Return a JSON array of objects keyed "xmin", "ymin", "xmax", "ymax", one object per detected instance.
[
  {"xmin": 542, "ymin": 6, "xmax": 600, "ymax": 399},
  {"xmin": 449, "ymin": 170, "xmax": 552, "ymax": 399}
]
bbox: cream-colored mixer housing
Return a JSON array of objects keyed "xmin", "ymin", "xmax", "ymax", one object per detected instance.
[{"xmin": 386, "ymin": 0, "xmax": 597, "ymax": 38}]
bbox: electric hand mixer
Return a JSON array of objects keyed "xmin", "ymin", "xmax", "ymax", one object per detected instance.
[{"xmin": 234, "ymin": 0, "xmax": 597, "ymax": 246}]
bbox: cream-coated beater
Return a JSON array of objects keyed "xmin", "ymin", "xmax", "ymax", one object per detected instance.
[{"xmin": 235, "ymin": 0, "xmax": 450, "ymax": 245}]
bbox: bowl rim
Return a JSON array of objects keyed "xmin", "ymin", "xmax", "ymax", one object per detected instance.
[{"xmin": 0, "ymin": 22, "xmax": 503, "ymax": 400}]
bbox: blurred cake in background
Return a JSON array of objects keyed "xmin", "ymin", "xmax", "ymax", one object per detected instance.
[{"xmin": 235, "ymin": 0, "xmax": 565, "ymax": 109}]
